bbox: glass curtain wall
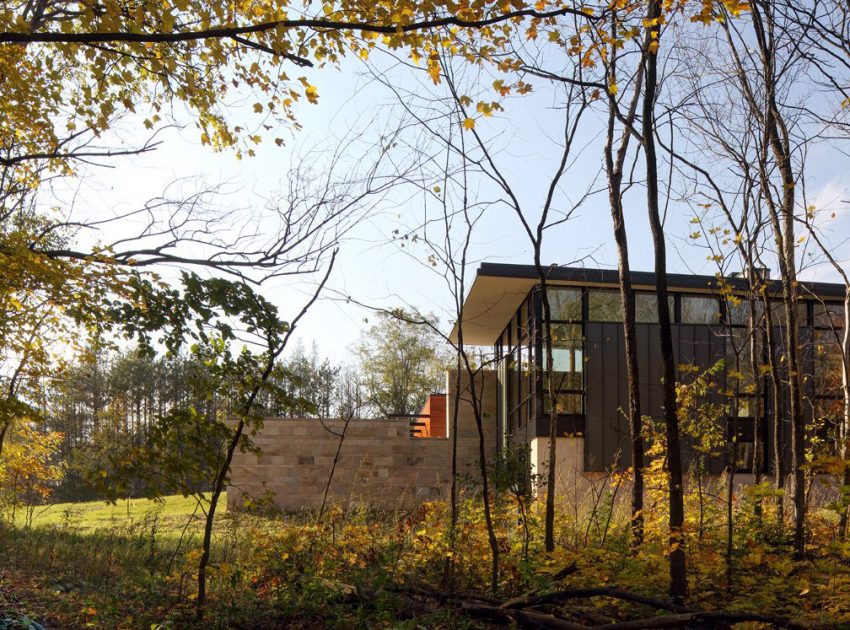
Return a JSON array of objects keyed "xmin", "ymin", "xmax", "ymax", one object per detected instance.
[
  {"xmin": 496, "ymin": 286, "xmax": 585, "ymax": 441},
  {"xmin": 543, "ymin": 288, "xmax": 584, "ymax": 421},
  {"xmin": 494, "ymin": 282, "xmax": 846, "ymax": 467},
  {"xmin": 497, "ymin": 292, "xmax": 537, "ymax": 439}
]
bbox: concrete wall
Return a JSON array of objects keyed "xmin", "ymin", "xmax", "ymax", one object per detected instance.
[
  {"xmin": 524, "ymin": 436, "xmax": 843, "ymax": 513},
  {"xmin": 528, "ymin": 436, "xmax": 586, "ymax": 494},
  {"xmin": 227, "ymin": 370, "xmax": 497, "ymax": 512}
]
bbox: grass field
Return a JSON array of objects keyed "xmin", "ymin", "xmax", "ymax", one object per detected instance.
[{"xmin": 12, "ymin": 493, "xmax": 222, "ymax": 534}]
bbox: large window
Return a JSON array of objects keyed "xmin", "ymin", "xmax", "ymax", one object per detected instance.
[
  {"xmin": 682, "ymin": 296, "xmax": 720, "ymax": 324},
  {"xmin": 814, "ymin": 302, "xmax": 845, "ymax": 330},
  {"xmin": 542, "ymin": 323, "xmax": 583, "ymax": 416},
  {"xmin": 548, "ymin": 287, "xmax": 582, "ymax": 321},
  {"xmin": 588, "ymin": 290, "xmax": 675, "ymax": 323},
  {"xmin": 499, "ymin": 292, "xmax": 538, "ymax": 437},
  {"xmin": 547, "ymin": 325, "xmax": 583, "ymax": 380},
  {"xmin": 726, "ymin": 299, "xmax": 749, "ymax": 326},
  {"xmin": 588, "ymin": 290, "xmax": 620, "ymax": 321},
  {"xmin": 636, "ymin": 292, "xmax": 674, "ymax": 323}
]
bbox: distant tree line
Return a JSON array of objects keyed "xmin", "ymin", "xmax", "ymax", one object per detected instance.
[{"xmin": 12, "ymin": 311, "xmax": 447, "ymax": 502}]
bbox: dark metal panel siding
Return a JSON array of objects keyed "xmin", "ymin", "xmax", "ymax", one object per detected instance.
[
  {"xmin": 584, "ymin": 323, "xmax": 605, "ymax": 471},
  {"xmin": 601, "ymin": 325, "xmax": 618, "ymax": 469},
  {"xmin": 584, "ymin": 323, "xmax": 636, "ymax": 471},
  {"xmin": 644, "ymin": 325, "xmax": 664, "ymax": 424},
  {"xmin": 637, "ymin": 324, "xmax": 651, "ymax": 429},
  {"xmin": 603, "ymin": 323, "xmax": 630, "ymax": 469},
  {"xmin": 677, "ymin": 324, "xmax": 694, "ymax": 366},
  {"xmin": 616, "ymin": 323, "xmax": 631, "ymax": 469},
  {"xmin": 585, "ymin": 320, "xmax": 775, "ymax": 474},
  {"xmin": 585, "ymin": 321, "xmax": 730, "ymax": 473}
]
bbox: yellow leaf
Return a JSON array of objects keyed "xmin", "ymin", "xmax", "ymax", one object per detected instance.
[
  {"xmin": 462, "ymin": 118, "xmax": 475, "ymax": 130},
  {"xmin": 305, "ymin": 84, "xmax": 319, "ymax": 104}
]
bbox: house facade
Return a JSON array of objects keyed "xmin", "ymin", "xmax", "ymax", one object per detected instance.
[
  {"xmin": 455, "ymin": 263, "xmax": 846, "ymax": 481},
  {"xmin": 228, "ymin": 263, "xmax": 846, "ymax": 512}
]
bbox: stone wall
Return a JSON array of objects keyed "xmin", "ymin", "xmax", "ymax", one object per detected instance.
[{"xmin": 227, "ymin": 370, "xmax": 497, "ymax": 512}]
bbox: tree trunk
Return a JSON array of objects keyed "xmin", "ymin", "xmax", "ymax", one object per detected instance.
[
  {"xmin": 540, "ymin": 275, "xmax": 559, "ymax": 553},
  {"xmin": 444, "ymin": 335, "xmax": 463, "ymax": 588},
  {"xmin": 839, "ymin": 291, "xmax": 850, "ymax": 538},
  {"xmin": 642, "ymin": 0, "xmax": 686, "ymax": 600},
  {"xmin": 606, "ymin": 126, "xmax": 644, "ymax": 548},
  {"xmin": 196, "ymin": 417, "xmax": 245, "ymax": 619},
  {"xmin": 462, "ymin": 363, "xmax": 500, "ymax": 594},
  {"xmin": 762, "ymin": 296, "xmax": 785, "ymax": 522},
  {"xmin": 603, "ymin": 7, "xmax": 644, "ymax": 545},
  {"xmin": 749, "ymin": 0, "xmax": 805, "ymax": 555},
  {"xmin": 748, "ymin": 268, "xmax": 764, "ymax": 518}
]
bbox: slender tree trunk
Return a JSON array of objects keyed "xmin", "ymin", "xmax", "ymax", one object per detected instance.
[
  {"xmin": 727, "ymin": 344, "xmax": 740, "ymax": 593},
  {"xmin": 775, "ymin": 185, "xmax": 805, "ymax": 556},
  {"xmin": 748, "ymin": 268, "xmax": 764, "ymax": 519},
  {"xmin": 443, "ymin": 337, "xmax": 463, "ymax": 588},
  {"xmin": 462, "ymin": 362, "xmax": 500, "ymax": 594},
  {"xmin": 606, "ymin": 127, "xmax": 644, "ymax": 548},
  {"xmin": 839, "ymin": 291, "xmax": 850, "ymax": 538},
  {"xmin": 762, "ymin": 296, "xmax": 785, "ymax": 522},
  {"xmin": 603, "ymin": 8, "xmax": 644, "ymax": 546},
  {"xmin": 540, "ymin": 275, "xmax": 559, "ymax": 553},
  {"xmin": 317, "ymin": 414, "xmax": 353, "ymax": 524},
  {"xmin": 0, "ymin": 422, "xmax": 8, "ymax": 459},
  {"xmin": 197, "ymin": 417, "xmax": 244, "ymax": 619},
  {"xmin": 642, "ymin": 0, "xmax": 686, "ymax": 600},
  {"xmin": 195, "ymin": 260, "xmax": 334, "ymax": 620},
  {"xmin": 748, "ymin": 1, "xmax": 805, "ymax": 555},
  {"xmin": 784, "ymin": 282, "xmax": 806, "ymax": 558}
]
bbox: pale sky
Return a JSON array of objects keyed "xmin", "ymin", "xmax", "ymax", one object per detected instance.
[{"xmin": 50, "ymin": 51, "xmax": 850, "ymax": 364}]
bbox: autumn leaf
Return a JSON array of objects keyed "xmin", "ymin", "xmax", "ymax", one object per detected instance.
[{"xmin": 305, "ymin": 85, "xmax": 319, "ymax": 104}]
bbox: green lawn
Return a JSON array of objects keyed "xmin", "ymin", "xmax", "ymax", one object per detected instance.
[{"xmin": 13, "ymin": 493, "xmax": 222, "ymax": 534}]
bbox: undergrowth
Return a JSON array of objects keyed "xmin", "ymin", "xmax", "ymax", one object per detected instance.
[{"xmin": 1, "ymin": 483, "xmax": 850, "ymax": 628}]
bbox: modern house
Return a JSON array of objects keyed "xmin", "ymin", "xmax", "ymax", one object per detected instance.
[
  {"xmin": 455, "ymin": 263, "xmax": 846, "ymax": 481},
  {"xmin": 228, "ymin": 263, "xmax": 846, "ymax": 512}
]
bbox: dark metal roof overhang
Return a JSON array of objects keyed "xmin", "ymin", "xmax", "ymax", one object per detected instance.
[{"xmin": 449, "ymin": 263, "xmax": 846, "ymax": 346}]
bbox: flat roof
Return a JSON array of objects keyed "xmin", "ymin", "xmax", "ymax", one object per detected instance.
[{"xmin": 450, "ymin": 263, "xmax": 846, "ymax": 346}]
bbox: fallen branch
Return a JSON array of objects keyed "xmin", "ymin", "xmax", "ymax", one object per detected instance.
[
  {"xmin": 387, "ymin": 584, "xmax": 503, "ymax": 606},
  {"xmin": 382, "ymin": 583, "xmax": 807, "ymax": 629},
  {"xmin": 500, "ymin": 587, "xmax": 690, "ymax": 613},
  {"xmin": 501, "ymin": 588, "xmax": 805, "ymax": 629},
  {"xmin": 552, "ymin": 561, "xmax": 579, "ymax": 581},
  {"xmin": 590, "ymin": 611, "xmax": 807, "ymax": 630},
  {"xmin": 461, "ymin": 601, "xmax": 588, "ymax": 629}
]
